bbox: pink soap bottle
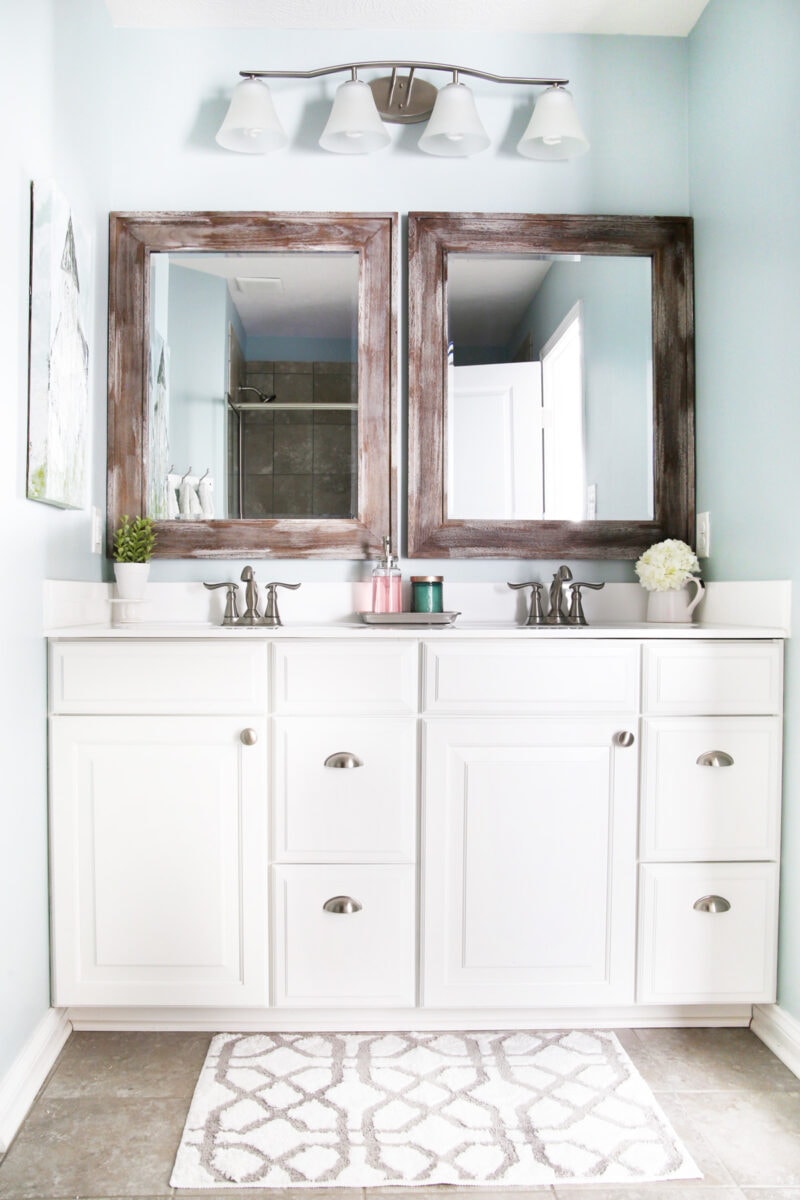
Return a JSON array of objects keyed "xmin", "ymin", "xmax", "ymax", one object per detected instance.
[{"xmin": 371, "ymin": 535, "xmax": 402, "ymax": 613}]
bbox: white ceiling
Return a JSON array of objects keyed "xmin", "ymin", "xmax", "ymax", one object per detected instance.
[
  {"xmin": 104, "ymin": 0, "xmax": 711, "ymax": 36},
  {"xmin": 169, "ymin": 253, "xmax": 359, "ymax": 339}
]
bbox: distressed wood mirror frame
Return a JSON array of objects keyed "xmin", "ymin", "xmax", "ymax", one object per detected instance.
[
  {"xmin": 108, "ymin": 211, "xmax": 397, "ymax": 558},
  {"xmin": 407, "ymin": 212, "xmax": 694, "ymax": 558}
]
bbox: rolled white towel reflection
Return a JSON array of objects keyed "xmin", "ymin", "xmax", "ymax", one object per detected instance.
[
  {"xmin": 179, "ymin": 475, "xmax": 202, "ymax": 517},
  {"xmin": 166, "ymin": 473, "xmax": 181, "ymax": 519},
  {"xmin": 198, "ymin": 475, "xmax": 214, "ymax": 517}
]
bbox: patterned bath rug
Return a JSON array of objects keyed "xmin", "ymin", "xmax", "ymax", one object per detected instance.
[{"xmin": 170, "ymin": 1029, "xmax": 701, "ymax": 1189}]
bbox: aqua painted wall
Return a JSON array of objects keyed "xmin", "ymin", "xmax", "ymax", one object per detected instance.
[
  {"xmin": 689, "ymin": 0, "xmax": 800, "ymax": 1020},
  {"xmin": 0, "ymin": 0, "xmax": 111, "ymax": 1085}
]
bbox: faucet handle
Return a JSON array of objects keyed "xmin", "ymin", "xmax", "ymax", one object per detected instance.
[
  {"xmin": 567, "ymin": 580, "xmax": 605, "ymax": 626},
  {"xmin": 262, "ymin": 581, "xmax": 301, "ymax": 627},
  {"xmin": 203, "ymin": 581, "xmax": 240, "ymax": 626},
  {"xmin": 507, "ymin": 581, "xmax": 545, "ymax": 626}
]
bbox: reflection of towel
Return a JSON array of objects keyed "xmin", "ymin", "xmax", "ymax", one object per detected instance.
[
  {"xmin": 198, "ymin": 476, "xmax": 214, "ymax": 517},
  {"xmin": 166, "ymin": 473, "xmax": 181, "ymax": 519},
  {"xmin": 179, "ymin": 476, "xmax": 202, "ymax": 517}
]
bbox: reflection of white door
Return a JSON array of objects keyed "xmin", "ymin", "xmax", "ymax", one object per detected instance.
[
  {"xmin": 448, "ymin": 361, "xmax": 543, "ymax": 519},
  {"xmin": 541, "ymin": 302, "xmax": 586, "ymax": 520}
]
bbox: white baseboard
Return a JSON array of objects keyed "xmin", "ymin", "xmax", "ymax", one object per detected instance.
[
  {"xmin": 752, "ymin": 1003, "xmax": 800, "ymax": 1080},
  {"xmin": 66, "ymin": 1002, "xmax": 753, "ymax": 1032},
  {"xmin": 0, "ymin": 1008, "xmax": 71, "ymax": 1154}
]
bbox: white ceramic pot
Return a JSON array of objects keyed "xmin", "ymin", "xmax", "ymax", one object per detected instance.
[
  {"xmin": 646, "ymin": 577, "xmax": 704, "ymax": 623},
  {"xmin": 114, "ymin": 561, "xmax": 150, "ymax": 601}
]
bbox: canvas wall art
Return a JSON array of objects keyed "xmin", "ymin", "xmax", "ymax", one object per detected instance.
[{"xmin": 27, "ymin": 179, "xmax": 92, "ymax": 509}]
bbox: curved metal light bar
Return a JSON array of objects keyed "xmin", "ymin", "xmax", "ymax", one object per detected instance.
[{"xmin": 218, "ymin": 62, "xmax": 585, "ymax": 157}]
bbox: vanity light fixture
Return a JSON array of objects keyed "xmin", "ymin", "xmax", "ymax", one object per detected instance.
[{"xmin": 216, "ymin": 62, "xmax": 589, "ymax": 159}]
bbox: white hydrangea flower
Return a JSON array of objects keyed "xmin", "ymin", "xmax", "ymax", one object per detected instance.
[{"xmin": 635, "ymin": 539, "xmax": 701, "ymax": 592}]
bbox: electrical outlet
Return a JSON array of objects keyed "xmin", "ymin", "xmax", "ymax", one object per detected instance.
[
  {"xmin": 90, "ymin": 506, "xmax": 103, "ymax": 555},
  {"xmin": 696, "ymin": 511, "xmax": 711, "ymax": 558}
]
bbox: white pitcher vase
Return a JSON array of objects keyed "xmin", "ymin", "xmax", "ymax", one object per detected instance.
[{"xmin": 646, "ymin": 577, "xmax": 704, "ymax": 623}]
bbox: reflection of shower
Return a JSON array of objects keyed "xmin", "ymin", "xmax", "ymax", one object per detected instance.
[
  {"xmin": 237, "ymin": 385, "xmax": 276, "ymax": 403},
  {"xmin": 226, "ymin": 387, "xmax": 278, "ymax": 517}
]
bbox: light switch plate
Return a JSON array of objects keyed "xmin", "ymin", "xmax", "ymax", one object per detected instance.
[
  {"xmin": 696, "ymin": 511, "xmax": 711, "ymax": 558},
  {"xmin": 90, "ymin": 506, "xmax": 103, "ymax": 555}
]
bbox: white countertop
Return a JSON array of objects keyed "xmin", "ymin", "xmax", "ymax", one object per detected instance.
[{"xmin": 45, "ymin": 620, "xmax": 788, "ymax": 640}]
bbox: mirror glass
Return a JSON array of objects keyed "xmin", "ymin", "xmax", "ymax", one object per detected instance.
[
  {"xmin": 147, "ymin": 251, "xmax": 359, "ymax": 522},
  {"xmin": 446, "ymin": 253, "xmax": 653, "ymax": 522}
]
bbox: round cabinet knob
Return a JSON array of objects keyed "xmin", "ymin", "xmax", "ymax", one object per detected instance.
[
  {"xmin": 693, "ymin": 894, "xmax": 731, "ymax": 913},
  {"xmin": 240, "ymin": 728, "xmax": 258, "ymax": 746},
  {"xmin": 613, "ymin": 731, "xmax": 635, "ymax": 747},
  {"xmin": 696, "ymin": 750, "xmax": 734, "ymax": 768},
  {"xmin": 324, "ymin": 752, "xmax": 364, "ymax": 769},
  {"xmin": 322, "ymin": 895, "xmax": 363, "ymax": 914}
]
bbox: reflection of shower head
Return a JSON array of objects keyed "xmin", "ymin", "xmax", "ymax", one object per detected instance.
[{"xmin": 238, "ymin": 385, "xmax": 276, "ymax": 403}]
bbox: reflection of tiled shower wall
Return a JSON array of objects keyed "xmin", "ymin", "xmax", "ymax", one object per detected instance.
[{"xmin": 229, "ymin": 360, "xmax": 357, "ymax": 519}]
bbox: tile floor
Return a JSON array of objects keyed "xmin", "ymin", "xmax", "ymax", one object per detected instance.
[{"xmin": 0, "ymin": 1027, "xmax": 798, "ymax": 1200}]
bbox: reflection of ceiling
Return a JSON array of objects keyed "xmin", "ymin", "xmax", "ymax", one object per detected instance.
[
  {"xmin": 104, "ymin": 0, "xmax": 711, "ymax": 36},
  {"xmin": 168, "ymin": 253, "xmax": 359, "ymax": 340},
  {"xmin": 448, "ymin": 256, "xmax": 553, "ymax": 347}
]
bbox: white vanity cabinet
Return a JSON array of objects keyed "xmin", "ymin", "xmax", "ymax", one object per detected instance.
[
  {"xmin": 637, "ymin": 641, "xmax": 783, "ymax": 1004},
  {"xmin": 269, "ymin": 641, "xmax": 418, "ymax": 1007},
  {"xmin": 420, "ymin": 641, "xmax": 640, "ymax": 1007},
  {"xmin": 46, "ymin": 627, "xmax": 785, "ymax": 1023},
  {"xmin": 48, "ymin": 640, "xmax": 269, "ymax": 1007}
]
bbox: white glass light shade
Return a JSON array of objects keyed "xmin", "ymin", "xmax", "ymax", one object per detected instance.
[
  {"xmin": 418, "ymin": 82, "xmax": 490, "ymax": 157},
  {"xmin": 216, "ymin": 78, "xmax": 288, "ymax": 154},
  {"xmin": 319, "ymin": 79, "xmax": 390, "ymax": 154},
  {"xmin": 517, "ymin": 86, "xmax": 589, "ymax": 160}
]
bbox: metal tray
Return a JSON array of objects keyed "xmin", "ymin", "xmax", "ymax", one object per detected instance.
[{"xmin": 358, "ymin": 610, "xmax": 460, "ymax": 626}]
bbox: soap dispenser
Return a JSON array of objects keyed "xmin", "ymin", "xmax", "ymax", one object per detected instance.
[{"xmin": 371, "ymin": 535, "xmax": 402, "ymax": 613}]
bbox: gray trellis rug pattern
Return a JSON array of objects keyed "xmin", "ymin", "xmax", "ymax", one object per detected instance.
[{"xmin": 170, "ymin": 1030, "xmax": 701, "ymax": 1188}]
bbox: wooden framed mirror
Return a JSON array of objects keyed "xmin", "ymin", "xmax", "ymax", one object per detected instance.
[
  {"xmin": 407, "ymin": 212, "xmax": 694, "ymax": 558},
  {"xmin": 108, "ymin": 211, "xmax": 397, "ymax": 558}
]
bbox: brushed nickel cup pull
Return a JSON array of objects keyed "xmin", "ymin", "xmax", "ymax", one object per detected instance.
[
  {"xmin": 696, "ymin": 750, "xmax": 734, "ymax": 767},
  {"xmin": 614, "ymin": 731, "xmax": 635, "ymax": 747},
  {"xmin": 240, "ymin": 728, "xmax": 258, "ymax": 745},
  {"xmin": 324, "ymin": 752, "xmax": 364, "ymax": 769},
  {"xmin": 693, "ymin": 894, "xmax": 731, "ymax": 913},
  {"xmin": 323, "ymin": 895, "xmax": 363, "ymax": 914}
]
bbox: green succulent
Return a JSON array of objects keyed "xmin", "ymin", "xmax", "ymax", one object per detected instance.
[{"xmin": 113, "ymin": 515, "xmax": 157, "ymax": 563}]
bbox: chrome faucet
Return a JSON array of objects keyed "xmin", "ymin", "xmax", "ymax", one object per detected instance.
[
  {"xmin": 203, "ymin": 581, "xmax": 240, "ymax": 625},
  {"xmin": 237, "ymin": 566, "xmax": 263, "ymax": 625},
  {"xmin": 261, "ymin": 581, "xmax": 302, "ymax": 627},
  {"xmin": 545, "ymin": 565, "xmax": 573, "ymax": 624}
]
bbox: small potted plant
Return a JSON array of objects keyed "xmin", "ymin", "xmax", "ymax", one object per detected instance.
[
  {"xmin": 113, "ymin": 515, "xmax": 156, "ymax": 601},
  {"xmin": 635, "ymin": 538, "xmax": 704, "ymax": 622}
]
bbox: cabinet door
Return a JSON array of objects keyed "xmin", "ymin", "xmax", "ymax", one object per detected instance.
[
  {"xmin": 50, "ymin": 715, "xmax": 268, "ymax": 1007},
  {"xmin": 422, "ymin": 717, "xmax": 638, "ymax": 1007}
]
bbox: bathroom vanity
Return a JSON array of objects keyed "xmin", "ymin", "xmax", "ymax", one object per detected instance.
[{"xmin": 46, "ymin": 611, "xmax": 784, "ymax": 1030}]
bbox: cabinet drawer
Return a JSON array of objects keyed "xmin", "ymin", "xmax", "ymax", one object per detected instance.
[
  {"xmin": 641, "ymin": 717, "xmax": 781, "ymax": 860},
  {"xmin": 642, "ymin": 642, "xmax": 782, "ymax": 715},
  {"xmin": 637, "ymin": 862, "xmax": 778, "ymax": 1004},
  {"xmin": 272, "ymin": 717, "xmax": 417, "ymax": 862},
  {"xmin": 271, "ymin": 641, "xmax": 418, "ymax": 714},
  {"xmin": 422, "ymin": 641, "xmax": 639, "ymax": 714},
  {"xmin": 272, "ymin": 865, "xmax": 416, "ymax": 1006},
  {"xmin": 50, "ymin": 640, "xmax": 268, "ymax": 714}
]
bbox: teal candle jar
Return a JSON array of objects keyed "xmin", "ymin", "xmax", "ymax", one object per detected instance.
[{"xmin": 411, "ymin": 575, "xmax": 444, "ymax": 613}]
